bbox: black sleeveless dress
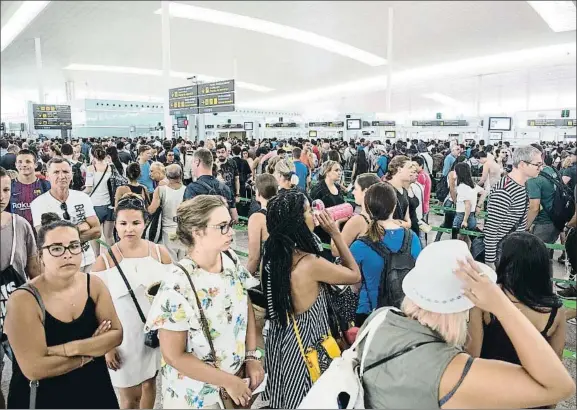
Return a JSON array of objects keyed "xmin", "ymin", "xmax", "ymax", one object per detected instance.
[{"xmin": 8, "ymin": 274, "xmax": 119, "ymax": 409}]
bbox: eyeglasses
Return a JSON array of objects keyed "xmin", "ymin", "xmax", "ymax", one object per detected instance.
[
  {"xmin": 522, "ymin": 161, "xmax": 544, "ymax": 169},
  {"xmin": 60, "ymin": 202, "xmax": 71, "ymax": 221},
  {"xmin": 206, "ymin": 220, "xmax": 235, "ymax": 235},
  {"xmin": 43, "ymin": 242, "xmax": 83, "ymax": 257}
]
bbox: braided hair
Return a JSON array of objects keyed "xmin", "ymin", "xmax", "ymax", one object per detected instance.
[{"xmin": 262, "ymin": 190, "xmax": 322, "ymax": 327}]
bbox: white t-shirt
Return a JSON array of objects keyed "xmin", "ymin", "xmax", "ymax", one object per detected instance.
[
  {"xmin": 31, "ymin": 190, "xmax": 97, "ymax": 267},
  {"xmin": 455, "ymin": 183, "xmax": 483, "ymax": 213}
]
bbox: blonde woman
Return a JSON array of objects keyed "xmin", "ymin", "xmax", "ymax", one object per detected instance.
[
  {"xmin": 360, "ymin": 241, "xmax": 575, "ymax": 409},
  {"xmin": 269, "ymin": 157, "xmax": 300, "ymax": 192},
  {"xmin": 145, "ymin": 195, "xmax": 264, "ymax": 409}
]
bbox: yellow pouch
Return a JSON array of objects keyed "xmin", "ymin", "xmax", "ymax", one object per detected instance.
[
  {"xmin": 320, "ymin": 335, "xmax": 341, "ymax": 359},
  {"xmin": 304, "ymin": 347, "xmax": 322, "ymax": 382}
]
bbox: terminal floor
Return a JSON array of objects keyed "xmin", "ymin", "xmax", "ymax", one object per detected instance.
[{"xmin": 2, "ymin": 213, "xmax": 574, "ymax": 408}]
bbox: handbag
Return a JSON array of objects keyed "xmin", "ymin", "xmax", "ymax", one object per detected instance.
[
  {"xmin": 174, "ymin": 260, "xmax": 257, "ymax": 409},
  {"xmin": 142, "ymin": 186, "xmax": 163, "ymax": 244},
  {"xmin": 107, "ymin": 165, "xmax": 129, "ymax": 206},
  {"xmin": 107, "ymin": 249, "xmax": 159, "ymax": 349}
]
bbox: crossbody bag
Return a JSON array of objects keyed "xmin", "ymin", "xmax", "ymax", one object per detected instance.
[
  {"xmin": 89, "ymin": 165, "xmax": 109, "ymax": 198},
  {"xmin": 107, "ymin": 249, "xmax": 159, "ymax": 348}
]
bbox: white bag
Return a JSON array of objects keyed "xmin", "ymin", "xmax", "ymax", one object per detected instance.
[{"xmin": 297, "ymin": 308, "xmax": 397, "ymax": 409}]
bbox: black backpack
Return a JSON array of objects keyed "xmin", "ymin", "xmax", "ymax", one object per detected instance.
[
  {"xmin": 357, "ymin": 229, "xmax": 416, "ymax": 309},
  {"xmin": 70, "ymin": 162, "xmax": 85, "ymax": 191},
  {"xmin": 539, "ymin": 169, "xmax": 576, "ymax": 231},
  {"xmin": 435, "ymin": 175, "xmax": 450, "ymax": 201}
]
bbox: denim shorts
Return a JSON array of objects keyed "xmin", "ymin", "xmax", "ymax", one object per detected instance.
[
  {"xmin": 94, "ymin": 205, "xmax": 114, "ymax": 223},
  {"xmin": 453, "ymin": 212, "xmax": 477, "ymax": 230}
]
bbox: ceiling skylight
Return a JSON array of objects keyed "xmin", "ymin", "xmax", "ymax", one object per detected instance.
[
  {"xmin": 154, "ymin": 2, "xmax": 386, "ymax": 66},
  {"xmin": 1, "ymin": 1, "xmax": 51, "ymax": 52},
  {"xmin": 63, "ymin": 64, "xmax": 274, "ymax": 93}
]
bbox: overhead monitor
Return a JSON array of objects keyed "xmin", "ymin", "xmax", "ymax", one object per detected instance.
[
  {"xmin": 244, "ymin": 122, "xmax": 253, "ymax": 131},
  {"xmin": 346, "ymin": 119, "xmax": 361, "ymax": 130},
  {"xmin": 488, "ymin": 117, "xmax": 512, "ymax": 131},
  {"xmin": 309, "ymin": 130, "xmax": 317, "ymax": 138},
  {"xmin": 385, "ymin": 130, "xmax": 396, "ymax": 138}
]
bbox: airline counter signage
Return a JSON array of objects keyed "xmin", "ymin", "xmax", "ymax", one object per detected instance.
[
  {"xmin": 266, "ymin": 123, "xmax": 298, "ymax": 128},
  {"xmin": 372, "ymin": 121, "xmax": 396, "ymax": 127},
  {"xmin": 217, "ymin": 123, "xmax": 243, "ymax": 129},
  {"xmin": 527, "ymin": 119, "xmax": 575, "ymax": 127},
  {"xmin": 362, "ymin": 121, "xmax": 371, "ymax": 127},
  {"xmin": 412, "ymin": 120, "xmax": 468, "ymax": 127},
  {"xmin": 308, "ymin": 121, "xmax": 344, "ymax": 127},
  {"xmin": 32, "ymin": 104, "xmax": 72, "ymax": 129},
  {"xmin": 169, "ymin": 85, "xmax": 199, "ymax": 115}
]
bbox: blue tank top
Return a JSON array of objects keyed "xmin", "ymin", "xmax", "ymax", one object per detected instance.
[{"xmin": 137, "ymin": 161, "xmax": 154, "ymax": 192}]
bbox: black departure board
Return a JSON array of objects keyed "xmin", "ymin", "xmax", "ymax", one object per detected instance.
[
  {"xmin": 169, "ymin": 80, "xmax": 236, "ymax": 115},
  {"xmin": 217, "ymin": 123, "xmax": 243, "ymax": 129},
  {"xmin": 32, "ymin": 104, "xmax": 72, "ymax": 129},
  {"xmin": 198, "ymin": 80, "xmax": 235, "ymax": 95},
  {"xmin": 308, "ymin": 121, "xmax": 344, "ymax": 127}
]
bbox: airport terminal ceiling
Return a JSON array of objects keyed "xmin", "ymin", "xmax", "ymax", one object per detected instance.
[{"xmin": 0, "ymin": 1, "xmax": 576, "ymax": 116}]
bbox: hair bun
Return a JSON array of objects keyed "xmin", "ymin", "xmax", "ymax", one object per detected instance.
[{"xmin": 41, "ymin": 212, "xmax": 61, "ymax": 226}]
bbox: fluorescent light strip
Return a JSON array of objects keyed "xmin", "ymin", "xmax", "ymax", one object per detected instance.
[
  {"xmin": 63, "ymin": 64, "xmax": 274, "ymax": 93},
  {"xmin": 154, "ymin": 2, "xmax": 386, "ymax": 67},
  {"xmin": 422, "ymin": 93, "xmax": 465, "ymax": 108},
  {"xmin": 1, "ymin": 1, "xmax": 51, "ymax": 52},
  {"xmin": 527, "ymin": 1, "xmax": 576, "ymax": 32},
  {"xmin": 241, "ymin": 42, "xmax": 576, "ymax": 108}
]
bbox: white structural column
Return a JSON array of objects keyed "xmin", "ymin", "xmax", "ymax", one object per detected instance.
[
  {"xmin": 475, "ymin": 75, "xmax": 482, "ymax": 117},
  {"xmin": 161, "ymin": 1, "xmax": 172, "ymax": 139},
  {"xmin": 385, "ymin": 7, "xmax": 394, "ymax": 113},
  {"xmin": 525, "ymin": 69, "xmax": 531, "ymax": 111},
  {"xmin": 34, "ymin": 37, "xmax": 44, "ymax": 103},
  {"xmin": 65, "ymin": 81, "xmax": 75, "ymax": 102}
]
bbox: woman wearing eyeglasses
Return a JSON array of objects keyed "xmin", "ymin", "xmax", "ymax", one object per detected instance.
[
  {"xmin": 144, "ymin": 195, "xmax": 264, "ymax": 409},
  {"xmin": 91, "ymin": 194, "xmax": 173, "ymax": 409},
  {"xmin": 5, "ymin": 212, "xmax": 122, "ymax": 409}
]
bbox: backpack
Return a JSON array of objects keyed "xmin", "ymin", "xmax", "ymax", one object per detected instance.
[
  {"xmin": 357, "ymin": 229, "xmax": 415, "ymax": 310},
  {"xmin": 70, "ymin": 162, "xmax": 85, "ymax": 191},
  {"xmin": 345, "ymin": 148, "xmax": 357, "ymax": 171},
  {"xmin": 539, "ymin": 169, "xmax": 576, "ymax": 231},
  {"xmin": 435, "ymin": 175, "xmax": 450, "ymax": 201},
  {"xmin": 107, "ymin": 166, "xmax": 129, "ymax": 203},
  {"xmin": 196, "ymin": 179, "xmax": 231, "ymax": 208}
]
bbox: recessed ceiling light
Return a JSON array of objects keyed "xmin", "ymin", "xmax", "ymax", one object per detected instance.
[
  {"xmin": 1, "ymin": 1, "xmax": 51, "ymax": 52},
  {"xmin": 154, "ymin": 2, "xmax": 386, "ymax": 67},
  {"xmin": 527, "ymin": 1, "xmax": 576, "ymax": 32},
  {"xmin": 63, "ymin": 63, "xmax": 274, "ymax": 93}
]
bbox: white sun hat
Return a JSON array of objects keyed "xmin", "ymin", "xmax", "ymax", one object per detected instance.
[{"xmin": 402, "ymin": 240, "xmax": 497, "ymax": 314}]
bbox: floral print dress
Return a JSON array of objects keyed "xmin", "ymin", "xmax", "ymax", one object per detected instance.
[{"xmin": 144, "ymin": 251, "xmax": 259, "ymax": 409}]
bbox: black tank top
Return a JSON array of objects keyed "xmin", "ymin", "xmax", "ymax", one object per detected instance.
[
  {"xmin": 8, "ymin": 275, "xmax": 119, "ymax": 409},
  {"xmin": 480, "ymin": 306, "xmax": 558, "ymax": 365}
]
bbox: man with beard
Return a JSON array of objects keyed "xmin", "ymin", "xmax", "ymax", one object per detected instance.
[{"xmin": 216, "ymin": 144, "xmax": 240, "ymax": 203}]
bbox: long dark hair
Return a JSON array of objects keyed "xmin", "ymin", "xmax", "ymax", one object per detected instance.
[
  {"xmin": 106, "ymin": 146, "xmax": 124, "ymax": 175},
  {"xmin": 356, "ymin": 150, "xmax": 369, "ymax": 175},
  {"xmin": 37, "ymin": 212, "xmax": 79, "ymax": 252},
  {"xmin": 454, "ymin": 163, "xmax": 475, "ymax": 189},
  {"xmin": 262, "ymin": 191, "xmax": 321, "ymax": 327},
  {"xmin": 364, "ymin": 182, "xmax": 397, "ymax": 241},
  {"xmin": 497, "ymin": 232, "xmax": 562, "ymax": 313}
]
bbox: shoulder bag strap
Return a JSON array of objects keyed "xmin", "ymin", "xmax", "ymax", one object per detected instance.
[
  {"xmin": 89, "ymin": 164, "xmax": 109, "ymax": 197},
  {"xmin": 196, "ymin": 179, "xmax": 214, "ymax": 195},
  {"xmin": 400, "ymin": 228, "xmax": 413, "ymax": 253},
  {"xmin": 174, "ymin": 262, "xmax": 217, "ymax": 363},
  {"xmin": 289, "ymin": 313, "xmax": 311, "ymax": 367},
  {"xmin": 10, "ymin": 214, "xmax": 16, "ymax": 266},
  {"xmin": 107, "ymin": 249, "xmax": 146, "ymax": 323}
]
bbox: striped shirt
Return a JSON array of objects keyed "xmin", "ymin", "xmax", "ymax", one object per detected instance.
[{"xmin": 483, "ymin": 176, "xmax": 528, "ymax": 264}]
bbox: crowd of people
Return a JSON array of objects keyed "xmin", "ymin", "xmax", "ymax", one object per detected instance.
[{"xmin": 0, "ymin": 133, "xmax": 575, "ymax": 409}]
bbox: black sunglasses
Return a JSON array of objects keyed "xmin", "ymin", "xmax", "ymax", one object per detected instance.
[{"xmin": 60, "ymin": 202, "xmax": 71, "ymax": 221}]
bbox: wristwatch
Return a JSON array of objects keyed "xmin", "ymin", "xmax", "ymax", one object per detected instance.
[{"xmin": 246, "ymin": 350, "xmax": 263, "ymax": 361}]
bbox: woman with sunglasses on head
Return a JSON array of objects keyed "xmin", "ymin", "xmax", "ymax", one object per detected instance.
[
  {"xmin": 5, "ymin": 212, "xmax": 122, "ymax": 409},
  {"xmin": 91, "ymin": 193, "xmax": 172, "ymax": 409},
  {"xmin": 144, "ymin": 195, "xmax": 264, "ymax": 409},
  {"xmin": 114, "ymin": 162, "xmax": 150, "ymax": 207}
]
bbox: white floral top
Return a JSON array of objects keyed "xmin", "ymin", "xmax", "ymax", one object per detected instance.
[{"xmin": 144, "ymin": 251, "xmax": 259, "ymax": 409}]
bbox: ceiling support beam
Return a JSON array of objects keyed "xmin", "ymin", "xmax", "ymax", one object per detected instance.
[
  {"xmin": 385, "ymin": 7, "xmax": 394, "ymax": 113},
  {"xmin": 34, "ymin": 37, "xmax": 44, "ymax": 104},
  {"xmin": 161, "ymin": 1, "xmax": 172, "ymax": 139}
]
